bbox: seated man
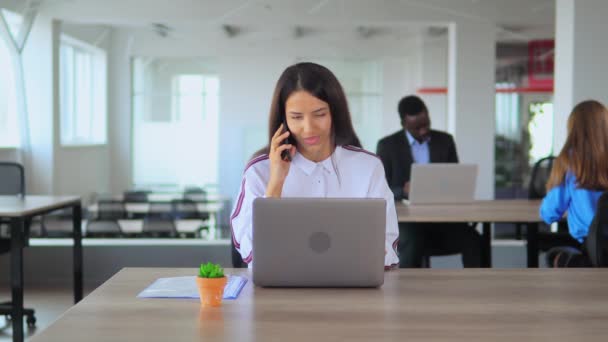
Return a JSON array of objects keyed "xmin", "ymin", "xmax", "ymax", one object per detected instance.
[{"xmin": 376, "ymin": 95, "xmax": 481, "ymax": 268}]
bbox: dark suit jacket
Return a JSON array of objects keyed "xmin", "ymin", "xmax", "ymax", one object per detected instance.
[{"xmin": 376, "ymin": 129, "xmax": 459, "ymax": 200}]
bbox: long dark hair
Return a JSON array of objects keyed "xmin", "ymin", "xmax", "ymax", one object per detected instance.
[
  {"xmin": 547, "ymin": 100, "xmax": 608, "ymax": 191},
  {"xmin": 266, "ymin": 62, "xmax": 361, "ymax": 149}
]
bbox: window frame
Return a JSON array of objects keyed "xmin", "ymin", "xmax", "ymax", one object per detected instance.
[{"xmin": 59, "ymin": 34, "xmax": 108, "ymax": 147}]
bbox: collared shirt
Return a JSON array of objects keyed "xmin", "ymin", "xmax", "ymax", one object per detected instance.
[
  {"xmin": 540, "ymin": 172, "xmax": 604, "ymax": 242},
  {"xmin": 406, "ymin": 130, "xmax": 430, "ymax": 164},
  {"xmin": 230, "ymin": 145, "xmax": 400, "ymax": 267}
]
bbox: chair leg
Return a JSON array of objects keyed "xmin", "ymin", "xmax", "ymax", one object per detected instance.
[
  {"xmin": 515, "ymin": 223, "xmax": 523, "ymax": 240},
  {"xmin": 0, "ymin": 304, "xmax": 36, "ymax": 327},
  {"xmin": 421, "ymin": 255, "xmax": 431, "ymax": 268}
]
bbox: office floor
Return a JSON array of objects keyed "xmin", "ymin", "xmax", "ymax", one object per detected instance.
[{"xmin": 0, "ymin": 287, "xmax": 94, "ymax": 341}]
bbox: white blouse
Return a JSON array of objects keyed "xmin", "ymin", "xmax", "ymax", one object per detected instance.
[{"xmin": 230, "ymin": 145, "xmax": 400, "ymax": 267}]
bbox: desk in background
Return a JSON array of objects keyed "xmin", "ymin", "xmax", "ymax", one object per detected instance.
[
  {"xmin": 33, "ymin": 267, "xmax": 608, "ymax": 341},
  {"xmin": 396, "ymin": 200, "xmax": 543, "ymax": 267},
  {"xmin": 0, "ymin": 195, "xmax": 82, "ymax": 342}
]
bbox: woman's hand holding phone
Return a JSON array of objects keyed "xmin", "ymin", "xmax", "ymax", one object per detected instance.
[{"xmin": 266, "ymin": 124, "xmax": 296, "ymax": 198}]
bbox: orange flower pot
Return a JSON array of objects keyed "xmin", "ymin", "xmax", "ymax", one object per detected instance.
[{"xmin": 196, "ymin": 276, "xmax": 227, "ymax": 307}]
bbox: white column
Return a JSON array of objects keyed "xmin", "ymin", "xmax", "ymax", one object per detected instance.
[
  {"xmin": 447, "ymin": 21, "xmax": 496, "ymax": 200},
  {"xmin": 420, "ymin": 35, "xmax": 448, "ymax": 131},
  {"xmin": 554, "ymin": 0, "xmax": 608, "ymax": 152},
  {"xmin": 108, "ymin": 28, "xmax": 134, "ymax": 194}
]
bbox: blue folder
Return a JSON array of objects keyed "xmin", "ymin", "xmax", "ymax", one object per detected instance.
[{"xmin": 137, "ymin": 275, "xmax": 247, "ymax": 300}]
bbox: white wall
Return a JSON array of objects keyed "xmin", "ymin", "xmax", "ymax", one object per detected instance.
[
  {"xmin": 419, "ymin": 35, "xmax": 448, "ymax": 131},
  {"xmin": 21, "ymin": 13, "xmax": 54, "ymax": 194},
  {"xmin": 108, "ymin": 28, "xmax": 133, "ymax": 194},
  {"xmin": 554, "ymin": 0, "xmax": 608, "ymax": 151},
  {"xmin": 448, "ymin": 22, "xmax": 496, "ymax": 200},
  {"xmin": 380, "ymin": 56, "xmax": 416, "ymax": 138}
]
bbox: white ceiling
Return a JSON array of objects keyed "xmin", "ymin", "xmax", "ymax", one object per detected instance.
[{"xmin": 3, "ymin": 0, "xmax": 555, "ymax": 42}]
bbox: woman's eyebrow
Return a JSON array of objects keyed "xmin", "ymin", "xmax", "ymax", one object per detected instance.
[{"xmin": 312, "ymin": 107, "xmax": 328, "ymax": 113}]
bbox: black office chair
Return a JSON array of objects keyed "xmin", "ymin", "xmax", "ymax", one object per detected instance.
[
  {"xmin": 523, "ymin": 157, "xmax": 579, "ymax": 259},
  {"xmin": 171, "ymin": 199, "xmax": 206, "ymax": 238},
  {"xmin": 97, "ymin": 200, "xmax": 127, "ymax": 220},
  {"xmin": 0, "ymin": 162, "xmax": 36, "ymax": 327},
  {"xmin": 184, "ymin": 186, "xmax": 206, "ymax": 196},
  {"xmin": 43, "ymin": 209, "xmax": 75, "ymax": 238},
  {"xmin": 27, "ymin": 217, "xmax": 45, "ymax": 238},
  {"xmin": 142, "ymin": 202, "xmax": 177, "ymax": 237},
  {"xmin": 123, "ymin": 190, "xmax": 149, "ymax": 203},
  {"xmin": 171, "ymin": 199, "xmax": 200, "ymax": 219},
  {"xmin": 586, "ymin": 192, "xmax": 608, "ymax": 267},
  {"xmin": 420, "ymin": 222, "xmax": 480, "ymax": 268},
  {"xmin": 124, "ymin": 190, "xmax": 149, "ymax": 219},
  {"xmin": 86, "ymin": 220, "xmax": 122, "ymax": 238},
  {"xmin": 546, "ymin": 192, "xmax": 608, "ymax": 267}
]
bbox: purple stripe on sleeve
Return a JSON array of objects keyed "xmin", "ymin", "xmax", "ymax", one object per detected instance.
[
  {"xmin": 243, "ymin": 251, "xmax": 253, "ymax": 264},
  {"xmin": 230, "ymin": 155, "xmax": 269, "ymax": 250},
  {"xmin": 230, "ymin": 178, "xmax": 247, "ymax": 249}
]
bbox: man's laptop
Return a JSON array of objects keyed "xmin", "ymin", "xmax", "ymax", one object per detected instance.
[
  {"xmin": 252, "ymin": 198, "xmax": 386, "ymax": 287},
  {"xmin": 407, "ymin": 164, "xmax": 478, "ymax": 205}
]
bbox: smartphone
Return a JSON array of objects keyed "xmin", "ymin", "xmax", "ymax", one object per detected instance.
[{"xmin": 281, "ymin": 116, "xmax": 294, "ymax": 162}]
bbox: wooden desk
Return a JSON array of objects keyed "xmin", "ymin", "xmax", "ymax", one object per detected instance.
[
  {"xmin": 33, "ymin": 267, "xmax": 608, "ymax": 341},
  {"xmin": 0, "ymin": 195, "xmax": 83, "ymax": 342},
  {"xmin": 396, "ymin": 200, "xmax": 543, "ymax": 267}
]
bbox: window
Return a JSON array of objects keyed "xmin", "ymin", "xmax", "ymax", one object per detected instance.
[
  {"xmin": 0, "ymin": 9, "xmax": 21, "ymax": 148},
  {"xmin": 494, "ymin": 83, "xmax": 554, "ymax": 197},
  {"xmin": 132, "ymin": 58, "xmax": 219, "ymax": 188},
  {"xmin": 528, "ymin": 101, "xmax": 554, "ymax": 162},
  {"xmin": 59, "ymin": 34, "xmax": 107, "ymax": 146},
  {"xmin": 1, "ymin": 8, "xmax": 22, "ymax": 40}
]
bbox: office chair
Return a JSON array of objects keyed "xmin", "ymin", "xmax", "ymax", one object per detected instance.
[
  {"xmin": 171, "ymin": 199, "xmax": 206, "ymax": 238},
  {"xmin": 123, "ymin": 190, "xmax": 149, "ymax": 203},
  {"xmin": 0, "ymin": 162, "xmax": 36, "ymax": 327},
  {"xmin": 81, "ymin": 200, "xmax": 126, "ymax": 238},
  {"xmin": 86, "ymin": 220, "xmax": 122, "ymax": 238},
  {"xmin": 97, "ymin": 200, "xmax": 127, "ymax": 220},
  {"xmin": 43, "ymin": 209, "xmax": 75, "ymax": 238},
  {"xmin": 522, "ymin": 157, "xmax": 579, "ymax": 260},
  {"xmin": 545, "ymin": 192, "xmax": 608, "ymax": 268},
  {"xmin": 183, "ymin": 186, "xmax": 206, "ymax": 195},
  {"xmin": 171, "ymin": 199, "xmax": 200, "ymax": 219},
  {"xmin": 142, "ymin": 202, "xmax": 177, "ymax": 237},
  {"xmin": 420, "ymin": 222, "xmax": 480, "ymax": 268},
  {"xmin": 123, "ymin": 190, "xmax": 150, "ymax": 219},
  {"xmin": 586, "ymin": 192, "xmax": 608, "ymax": 267}
]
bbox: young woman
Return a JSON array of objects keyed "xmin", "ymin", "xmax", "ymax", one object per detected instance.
[
  {"xmin": 540, "ymin": 100, "xmax": 608, "ymax": 265},
  {"xmin": 231, "ymin": 62, "xmax": 399, "ymax": 267}
]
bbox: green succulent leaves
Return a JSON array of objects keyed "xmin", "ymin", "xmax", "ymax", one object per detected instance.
[{"xmin": 198, "ymin": 262, "xmax": 225, "ymax": 278}]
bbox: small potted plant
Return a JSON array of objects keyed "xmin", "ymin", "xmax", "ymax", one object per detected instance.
[{"xmin": 196, "ymin": 262, "xmax": 227, "ymax": 307}]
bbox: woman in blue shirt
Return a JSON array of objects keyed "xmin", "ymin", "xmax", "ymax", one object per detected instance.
[{"xmin": 540, "ymin": 100, "xmax": 608, "ymax": 266}]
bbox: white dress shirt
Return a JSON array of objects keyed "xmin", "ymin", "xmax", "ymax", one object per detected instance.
[{"xmin": 230, "ymin": 145, "xmax": 400, "ymax": 267}]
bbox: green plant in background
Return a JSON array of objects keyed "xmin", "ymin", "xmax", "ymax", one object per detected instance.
[{"xmin": 198, "ymin": 262, "xmax": 224, "ymax": 278}]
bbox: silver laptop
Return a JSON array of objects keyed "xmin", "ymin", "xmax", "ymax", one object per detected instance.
[
  {"xmin": 408, "ymin": 164, "xmax": 478, "ymax": 204},
  {"xmin": 252, "ymin": 198, "xmax": 386, "ymax": 288}
]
